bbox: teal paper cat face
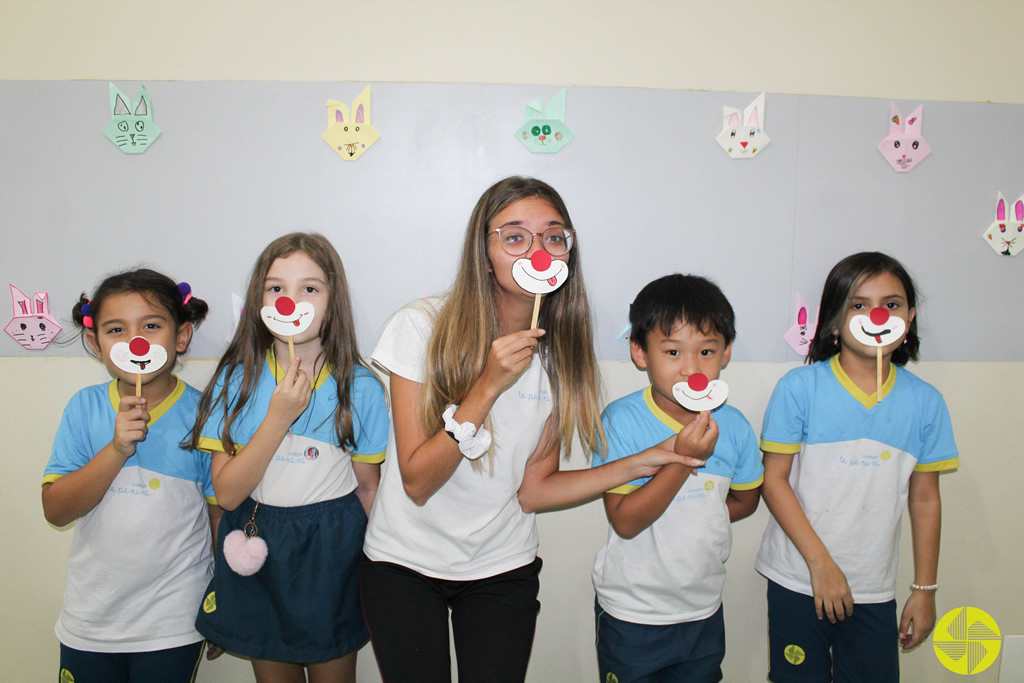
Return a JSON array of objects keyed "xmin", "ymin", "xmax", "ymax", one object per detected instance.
[
  {"xmin": 514, "ymin": 89, "xmax": 574, "ymax": 154},
  {"xmin": 103, "ymin": 83, "xmax": 161, "ymax": 154}
]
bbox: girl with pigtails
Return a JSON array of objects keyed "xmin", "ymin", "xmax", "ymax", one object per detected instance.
[{"xmin": 43, "ymin": 269, "xmax": 217, "ymax": 683}]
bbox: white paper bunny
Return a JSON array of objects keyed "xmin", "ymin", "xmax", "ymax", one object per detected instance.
[
  {"xmin": 982, "ymin": 193, "xmax": 1024, "ymax": 256},
  {"xmin": 716, "ymin": 93, "xmax": 770, "ymax": 159}
]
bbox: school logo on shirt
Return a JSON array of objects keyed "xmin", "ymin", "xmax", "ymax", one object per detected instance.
[
  {"xmin": 305, "ymin": 446, "xmax": 319, "ymax": 461},
  {"xmin": 933, "ymin": 607, "xmax": 1001, "ymax": 675},
  {"xmin": 149, "ymin": 478, "xmax": 161, "ymax": 489},
  {"xmin": 838, "ymin": 448, "xmax": 891, "ymax": 468},
  {"xmin": 704, "ymin": 480, "xmax": 715, "ymax": 491}
]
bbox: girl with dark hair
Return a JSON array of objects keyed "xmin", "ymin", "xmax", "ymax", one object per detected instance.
[
  {"xmin": 359, "ymin": 177, "xmax": 704, "ymax": 681},
  {"xmin": 42, "ymin": 268, "xmax": 216, "ymax": 682},
  {"xmin": 757, "ymin": 252, "xmax": 958, "ymax": 683},
  {"xmin": 190, "ymin": 233, "xmax": 389, "ymax": 682}
]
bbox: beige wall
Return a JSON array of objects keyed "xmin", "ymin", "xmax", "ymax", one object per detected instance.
[{"xmin": 3, "ymin": 2, "xmax": 1020, "ymax": 681}]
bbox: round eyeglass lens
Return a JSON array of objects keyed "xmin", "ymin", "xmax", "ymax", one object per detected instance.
[{"xmin": 496, "ymin": 227, "xmax": 573, "ymax": 256}]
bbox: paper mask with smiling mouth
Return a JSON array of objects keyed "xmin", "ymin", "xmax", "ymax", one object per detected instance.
[
  {"xmin": 511, "ymin": 250, "xmax": 570, "ymax": 295},
  {"xmin": 849, "ymin": 307, "xmax": 906, "ymax": 347},
  {"xmin": 672, "ymin": 373, "xmax": 729, "ymax": 412},
  {"xmin": 260, "ymin": 296, "xmax": 315, "ymax": 336},
  {"xmin": 110, "ymin": 336, "xmax": 168, "ymax": 375}
]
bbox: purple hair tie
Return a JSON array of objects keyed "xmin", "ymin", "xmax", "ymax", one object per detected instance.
[{"xmin": 178, "ymin": 282, "xmax": 193, "ymax": 305}]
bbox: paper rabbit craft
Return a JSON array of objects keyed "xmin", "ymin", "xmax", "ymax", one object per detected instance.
[
  {"xmin": 783, "ymin": 294, "xmax": 818, "ymax": 356},
  {"xmin": 982, "ymin": 193, "xmax": 1024, "ymax": 256},
  {"xmin": 322, "ymin": 85, "xmax": 381, "ymax": 161},
  {"xmin": 716, "ymin": 93, "xmax": 770, "ymax": 159},
  {"xmin": 5, "ymin": 285, "xmax": 61, "ymax": 350},
  {"xmin": 103, "ymin": 83, "xmax": 162, "ymax": 154},
  {"xmin": 877, "ymin": 103, "xmax": 931, "ymax": 173},
  {"xmin": 515, "ymin": 89, "xmax": 574, "ymax": 154}
]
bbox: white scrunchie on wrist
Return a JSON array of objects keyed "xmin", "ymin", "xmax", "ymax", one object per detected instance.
[{"xmin": 442, "ymin": 404, "xmax": 492, "ymax": 460}]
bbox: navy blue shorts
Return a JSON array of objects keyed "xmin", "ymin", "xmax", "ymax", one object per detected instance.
[
  {"xmin": 196, "ymin": 494, "xmax": 368, "ymax": 663},
  {"xmin": 595, "ymin": 599, "xmax": 725, "ymax": 683},
  {"xmin": 59, "ymin": 641, "xmax": 204, "ymax": 683},
  {"xmin": 767, "ymin": 580, "xmax": 899, "ymax": 683}
]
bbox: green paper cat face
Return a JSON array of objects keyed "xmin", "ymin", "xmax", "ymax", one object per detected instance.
[{"xmin": 103, "ymin": 83, "xmax": 161, "ymax": 154}]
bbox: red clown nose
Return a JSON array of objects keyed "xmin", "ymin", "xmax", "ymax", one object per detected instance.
[
  {"xmin": 869, "ymin": 307, "xmax": 889, "ymax": 325},
  {"xmin": 530, "ymin": 250, "xmax": 552, "ymax": 271},
  {"xmin": 129, "ymin": 337, "xmax": 150, "ymax": 356},
  {"xmin": 687, "ymin": 373, "xmax": 709, "ymax": 392},
  {"xmin": 275, "ymin": 297, "xmax": 296, "ymax": 315}
]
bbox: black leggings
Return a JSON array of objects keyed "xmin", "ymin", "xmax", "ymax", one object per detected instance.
[{"xmin": 359, "ymin": 556, "xmax": 542, "ymax": 683}]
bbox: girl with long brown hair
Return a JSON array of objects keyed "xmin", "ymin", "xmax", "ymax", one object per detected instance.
[
  {"xmin": 190, "ymin": 233, "xmax": 389, "ymax": 683},
  {"xmin": 359, "ymin": 177, "xmax": 705, "ymax": 681}
]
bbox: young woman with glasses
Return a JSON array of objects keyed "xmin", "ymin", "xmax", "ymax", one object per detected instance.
[{"xmin": 359, "ymin": 176, "xmax": 704, "ymax": 682}]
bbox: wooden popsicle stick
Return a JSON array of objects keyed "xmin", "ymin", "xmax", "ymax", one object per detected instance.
[
  {"xmin": 530, "ymin": 294, "xmax": 543, "ymax": 330},
  {"xmin": 288, "ymin": 336, "xmax": 295, "ymax": 363},
  {"xmin": 876, "ymin": 346, "xmax": 882, "ymax": 403},
  {"xmin": 136, "ymin": 373, "xmax": 143, "ymax": 398}
]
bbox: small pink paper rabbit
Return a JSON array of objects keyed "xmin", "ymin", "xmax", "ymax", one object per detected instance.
[
  {"xmin": 5, "ymin": 285, "xmax": 61, "ymax": 350},
  {"xmin": 877, "ymin": 103, "xmax": 931, "ymax": 173}
]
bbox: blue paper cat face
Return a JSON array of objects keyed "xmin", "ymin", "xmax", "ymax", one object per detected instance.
[
  {"xmin": 514, "ymin": 89, "xmax": 574, "ymax": 154},
  {"xmin": 103, "ymin": 83, "xmax": 161, "ymax": 154}
]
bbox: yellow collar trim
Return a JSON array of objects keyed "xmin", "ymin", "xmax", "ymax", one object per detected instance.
[
  {"xmin": 107, "ymin": 376, "xmax": 185, "ymax": 426},
  {"xmin": 643, "ymin": 385, "xmax": 685, "ymax": 432},
  {"xmin": 265, "ymin": 348, "xmax": 331, "ymax": 391},
  {"xmin": 830, "ymin": 355, "xmax": 896, "ymax": 409}
]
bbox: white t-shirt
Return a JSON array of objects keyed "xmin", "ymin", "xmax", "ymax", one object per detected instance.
[{"xmin": 364, "ymin": 298, "xmax": 550, "ymax": 580}]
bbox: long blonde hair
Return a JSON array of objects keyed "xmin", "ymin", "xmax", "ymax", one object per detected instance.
[
  {"xmin": 422, "ymin": 177, "xmax": 604, "ymax": 461},
  {"xmin": 189, "ymin": 232, "xmax": 371, "ymax": 454}
]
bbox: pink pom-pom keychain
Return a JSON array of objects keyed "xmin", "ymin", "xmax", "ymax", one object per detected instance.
[{"xmin": 223, "ymin": 502, "xmax": 268, "ymax": 576}]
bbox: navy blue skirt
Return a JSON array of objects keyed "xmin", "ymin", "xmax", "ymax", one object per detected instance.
[{"xmin": 196, "ymin": 494, "xmax": 369, "ymax": 663}]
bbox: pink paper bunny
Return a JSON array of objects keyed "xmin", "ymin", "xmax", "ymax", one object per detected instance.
[
  {"xmin": 877, "ymin": 103, "xmax": 931, "ymax": 173},
  {"xmin": 5, "ymin": 285, "xmax": 62, "ymax": 350}
]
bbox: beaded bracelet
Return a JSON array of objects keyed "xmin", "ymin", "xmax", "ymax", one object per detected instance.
[{"xmin": 910, "ymin": 583, "xmax": 939, "ymax": 591}]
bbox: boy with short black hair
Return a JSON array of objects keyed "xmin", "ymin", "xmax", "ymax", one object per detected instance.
[{"xmin": 592, "ymin": 273, "xmax": 763, "ymax": 682}]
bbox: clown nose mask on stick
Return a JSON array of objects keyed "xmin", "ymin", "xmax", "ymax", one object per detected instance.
[
  {"xmin": 672, "ymin": 373, "xmax": 729, "ymax": 413},
  {"xmin": 110, "ymin": 336, "xmax": 168, "ymax": 397},
  {"xmin": 260, "ymin": 296, "xmax": 316, "ymax": 362},
  {"xmin": 511, "ymin": 250, "xmax": 570, "ymax": 329},
  {"xmin": 848, "ymin": 306, "xmax": 906, "ymax": 403}
]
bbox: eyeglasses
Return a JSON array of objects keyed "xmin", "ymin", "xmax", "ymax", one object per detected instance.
[{"xmin": 486, "ymin": 226, "xmax": 575, "ymax": 257}]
